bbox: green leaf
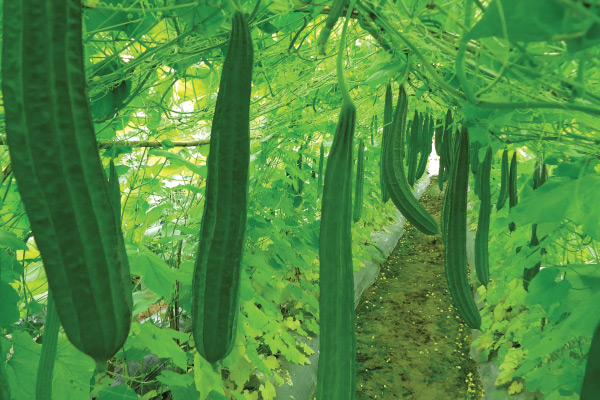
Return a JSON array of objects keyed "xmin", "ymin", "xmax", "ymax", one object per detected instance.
[
  {"xmin": 53, "ymin": 336, "xmax": 96, "ymax": 400},
  {"xmin": 511, "ymin": 174, "xmax": 600, "ymax": 241},
  {"xmin": 0, "ymin": 230, "xmax": 28, "ymax": 251},
  {"xmin": 6, "ymin": 332, "xmax": 40, "ymax": 400},
  {"xmin": 0, "ymin": 248, "xmax": 24, "ymax": 282},
  {"xmin": 125, "ymin": 322, "xmax": 188, "ymax": 370},
  {"xmin": 84, "ymin": 1, "xmax": 156, "ymax": 38},
  {"xmin": 193, "ymin": 352, "xmax": 222, "ymax": 398},
  {"xmin": 0, "ymin": 282, "xmax": 20, "ymax": 327},
  {"xmin": 96, "ymin": 385, "xmax": 140, "ymax": 400},
  {"xmin": 208, "ymin": 390, "xmax": 230, "ymax": 400},
  {"xmin": 525, "ymin": 356, "xmax": 580, "ymax": 397},
  {"xmin": 90, "ymin": 91, "xmax": 114, "ymax": 121},
  {"xmin": 468, "ymin": 0, "xmax": 594, "ymax": 43},
  {"xmin": 128, "ymin": 246, "xmax": 176, "ymax": 298},
  {"xmin": 149, "ymin": 149, "xmax": 207, "ymax": 176},
  {"xmin": 364, "ymin": 55, "xmax": 406, "ymax": 86},
  {"xmin": 132, "ymin": 288, "xmax": 160, "ymax": 315},
  {"xmin": 157, "ymin": 370, "xmax": 194, "ymax": 388},
  {"xmin": 525, "ymin": 267, "xmax": 571, "ymax": 310}
]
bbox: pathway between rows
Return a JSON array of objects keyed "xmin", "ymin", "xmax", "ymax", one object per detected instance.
[{"xmin": 356, "ymin": 178, "xmax": 484, "ymax": 399}]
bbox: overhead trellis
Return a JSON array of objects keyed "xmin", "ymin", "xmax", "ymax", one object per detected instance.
[
  {"xmin": 1, "ymin": 1, "xmax": 600, "ymax": 399},
  {"xmin": 79, "ymin": 0, "xmax": 600, "ymax": 157}
]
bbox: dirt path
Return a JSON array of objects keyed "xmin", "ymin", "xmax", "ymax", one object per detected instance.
[{"xmin": 356, "ymin": 178, "xmax": 483, "ymax": 399}]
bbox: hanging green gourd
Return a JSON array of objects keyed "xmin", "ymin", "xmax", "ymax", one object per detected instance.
[
  {"xmin": 2, "ymin": 0, "xmax": 132, "ymax": 365},
  {"xmin": 317, "ymin": 4, "xmax": 357, "ymax": 397},
  {"xmin": 317, "ymin": 142, "xmax": 325, "ymax": 199},
  {"xmin": 353, "ymin": 140, "xmax": 365, "ymax": 222},
  {"xmin": 192, "ymin": 10, "xmax": 254, "ymax": 364},
  {"xmin": 523, "ymin": 160, "xmax": 548, "ymax": 290},
  {"xmin": 508, "ymin": 152, "xmax": 518, "ymax": 232},
  {"xmin": 415, "ymin": 113, "xmax": 434, "ymax": 182},
  {"xmin": 407, "ymin": 111, "xmax": 420, "ymax": 186},
  {"xmin": 474, "ymin": 146, "xmax": 492, "ymax": 287},
  {"xmin": 445, "ymin": 127, "xmax": 481, "ymax": 329},
  {"xmin": 496, "ymin": 150, "xmax": 509, "ymax": 210},
  {"xmin": 383, "ymin": 87, "xmax": 439, "ymax": 235},
  {"xmin": 380, "ymin": 83, "xmax": 393, "ymax": 203}
]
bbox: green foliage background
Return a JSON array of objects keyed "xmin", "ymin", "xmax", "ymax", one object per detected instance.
[{"xmin": 0, "ymin": 0, "xmax": 599, "ymax": 399}]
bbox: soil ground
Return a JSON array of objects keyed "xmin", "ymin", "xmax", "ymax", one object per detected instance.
[{"xmin": 355, "ymin": 177, "xmax": 484, "ymax": 399}]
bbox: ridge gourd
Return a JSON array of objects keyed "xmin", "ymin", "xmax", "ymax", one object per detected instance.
[
  {"xmin": 444, "ymin": 127, "xmax": 481, "ymax": 329},
  {"xmin": 317, "ymin": 100, "xmax": 356, "ymax": 400},
  {"xmin": 383, "ymin": 86, "xmax": 439, "ymax": 236},
  {"xmin": 353, "ymin": 139, "xmax": 365, "ymax": 222},
  {"xmin": 380, "ymin": 83, "xmax": 393, "ymax": 203},
  {"xmin": 192, "ymin": 10, "xmax": 253, "ymax": 364},
  {"xmin": 508, "ymin": 151, "xmax": 518, "ymax": 232},
  {"xmin": 2, "ymin": 0, "xmax": 132, "ymax": 364},
  {"xmin": 496, "ymin": 150, "xmax": 509, "ymax": 210},
  {"xmin": 474, "ymin": 146, "xmax": 492, "ymax": 286},
  {"xmin": 318, "ymin": 4, "xmax": 357, "ymax": 396}
]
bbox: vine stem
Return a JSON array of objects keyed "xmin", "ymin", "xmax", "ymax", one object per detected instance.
[
  {"xmin": 356, "ymin": 1, "xmax": 600, "ymax": 116},
  {"xmin": 337, "ymin": 0, "xmax": 358, "ymax": 106},
  {"xmin": 455, "ymin": 0, "xmax": 476, "ymax": 104},
  {"xmin": 35, "ymin": 293, "xmax": 60, "ymax": 400}
]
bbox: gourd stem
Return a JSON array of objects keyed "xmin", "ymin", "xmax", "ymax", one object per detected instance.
[{"xmin": 337, "ymin": 0, "xmax": 358, "ymax": 107}]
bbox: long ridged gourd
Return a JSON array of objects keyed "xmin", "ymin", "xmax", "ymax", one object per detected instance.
[
  {"xmin": 441, "ymin": 176, "xmax": 451, "ymax": 242},
  {"xmin": 508, "ymin": 152, "xmax": 518, "ymax": 232},
  {"xmin": 496, "ymin": 150, "xmax": 509, "ymax": 210},
  {"xmin": 108, "ymin": 160, "xmax": 128, "ymax": 273},
  {"xmin": 317, "ymin": 100, "xmax": 356, "ymax": 400},
  {"xmin": 445, "ymin": 127, "xmax": 481, "ymax": 329},
  {"xmin": 36, "ymin": 294, "xmax": 60, "ymax": 400},
  {"xmin": 406, "ymin": 111, "xmax": 420, "ymax": 186},
  {"xmin": 474, "ymin": 147, "xmax": 492, "ymax": 287},
  {"xmin": 434, "ymin": 118, "xmax": 443, "ymax": 156},
  {"xmin": 581, "ymin": 320, "xmax": 600, "ymax": 399},
  {"xmin": 470, "ymin": 141, "xmax": 481, "ymax": 176},
  {"xmin": 523, "ymin": 160, "xmax": 547, "ymax": 290},
  {"xmin": 383, "ymin": 87, "xmax": 438, "ymax": 235},
  {"xmin": 380, "ymin": 83, "xmax": 393, "ymax": 203},
  {"xmin": 371, "ymin": 115, "xmax": 377, "ymax": 146},
  {"xmin": 508, "ymin": 152, "xmax": 518, "ymax": 208},
  {"xmin": 440, "ymin": 110, "xmax": 454, "ymax": 183},
  {"xmin": 434, "ymin": 118, "xmax": 445, "ymax": 191},
  {"xmin": 471, "ymin": 141, "xmax": 481, "ymax": 197},
  {"xmin": 353, "ymin": 139, "xmax": 365, "ymax": 222},
  {"xmin": 414, "ymin": 114, "xmax": 426, "ymax": 181},
  {"xmin": 441, "ymin": 129, "xmax": 459, "ymax": 243},
  {"xmin": 404, "ymin": 118, "xmax": 412, "ymax": 163},
  {"xmin": 415, "ymin": 114, "xmax": 433, "ymax": 181},
  {"xmin": 523, "ymin": 225, "xmax": 541, "ymax": 291},
  {"xmin": 317, "ymin": 3, "xmax": 357, "ymax": 394},
  {"xmin": 317, "ymin": 142, "xmax": 325, "ymax": 198},
  {"xmin": 192, "ymin": 11, "xmax": 253, "ymax": 364},
  {"xmin": 2, "ymin": 0, "xmax": 132, "ymax": 364},
  {"xmin": 108, "ymin": 160, "xmax": 122, "ymax": 222}
]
